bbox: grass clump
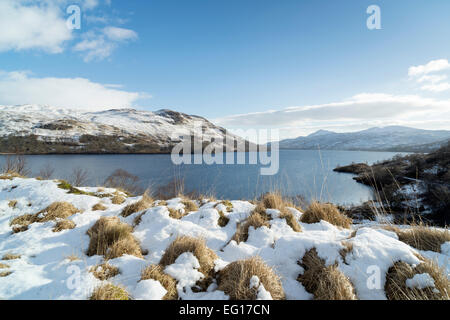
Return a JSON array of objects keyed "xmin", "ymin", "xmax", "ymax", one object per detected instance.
[
  {"xmin": 53, "ymin": 219, "xmax": 76, "ymax": 232},
  {"xmin": 0, "ymin": 271, "xmax": 13, "ymax": 277},
  {"xmin": 57, "ymin": 180, "xmax": 92, "ymax": 196},
  {"xmin": 232, "ymin": 213, "xmax": 271, "ymax": 244},
  {"xmin": 297, "ymin": 249, "xmax": 357, "ymax": 300},
  {"xmin": 92, "ymin": 203, "xmax": 107, "ymax": 211},
  {"xmin": 301, "ymin": 202, "xmax": 352, "ymax": 229},
  {"xmin": 2, "ymin": 253, "xmax": 21, "ymax": 260},
  {"xmin": 217, "ymin": 257, "xmax": 285, "ymax": 300},
  {"xmin": 8, "ymin": 200, "xmax": 18, "ymax": 208},
  {"xmin": 121, "ymin": 193, "xmax": 153, "ymax": 218},
  {"xmin": 160, "ymin": 236, "xmax": 217, "ymax": 277},
  {"xmin": 141, "ymin": 264, "xmax": 178, "ymax": 300},
  {"xmin": 86, "ymin": 217, "xmax": 143, "ymax": 259},
  {"xmin": 90, "ymin": 263, "xmax": 120, "ymax": 281},
  {"xmin": 279, "ymin": 209, "xmax": 302, "ymax": 232},
  {"xmin": 111, "ymin": 193, "xmax": 126, "ymax": 205},
  {"xmin": 168, "ymin": 208, "xmax": 184, "ymax": 220},
  {"xmin": 90, "ymin": 283, "xmax": 130, "ymax": 300},
  {"xmin": 38, "ymin": 202, "xmax": 79, "ymax": 222},
  {"xmin": 0, "ymin": 263, "xmax": 10, "ymax": 269},
  {"xmin": 182, "ymin": 200, "xmax": 198, "ymax": 213},
  {"xmin": 218, "ymin": 211, "xmax": 230, "ymax": 227},
  {"xmin": 385, "ymin": 258, "xmax": 450, "ymax": 300},
  {"xmin": 391, "ymin": 225, "xmax": 450, "ymax": 253}
]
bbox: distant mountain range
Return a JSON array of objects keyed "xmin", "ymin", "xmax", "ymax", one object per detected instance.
[
  {"xmin": 276, "ymin": 126, "xmax": 450, "ymax": 152},
  {"xmin": 0, "ymin": 105, "xmax": 250, "ymax": 154}
]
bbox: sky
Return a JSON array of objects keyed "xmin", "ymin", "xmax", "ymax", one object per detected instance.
[{"xmin": 0, "ymin": 0, "xmax": 450, "ymax": 140}]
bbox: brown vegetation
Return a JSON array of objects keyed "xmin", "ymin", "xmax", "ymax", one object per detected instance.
[
  {"xmin": 2, "ymin": 253, "xmax": 21, "ymax": 261},
  {"xmin": 92, "ymin": 203, "xmax": 107, "ymax": 211},
  {"xmin": 141, "ymin": 264, "xmax": 178, "ymax": 300},
  {"xmin": 217, "ymin": 257, "xmax": 285, "ymax": 300},
  {"xmin": 53, "ymin": 219, "xmax": 76, "ymax": 232},
  {"xmin": 90, "ymin": 263, "xmax": 120, "ymax": 281},
  {"xmin": 301, "ymin": 202, "xmax": 352, "ymax": 228},
  {"xmin": 121, "ymin": 193, "xmax": 153, "ymax": 217},
  {"xmin": 90, "ymin": 283, "xmax": 130, "ymax": 300},
  {"xmin": 86, "ymin": 216, "xmax": 143, "ymax": 259},
  {"xmin": 231, "ymin": 212, "xmax": 271, "ymax": 244},
  {"xmin": 297, "ymin": 249, "xmax": 356, "ymax": 300}
]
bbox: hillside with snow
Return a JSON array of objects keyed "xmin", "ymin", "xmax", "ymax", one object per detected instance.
[
  {"xmin": 277, "ymin": 126, "xmax": 450, "ymax": 152},
  {"xmin": 0, "ymin": 105, "xmax": 251, "ymax": 154},
  {"xmin": 0, "ymin": 176, "xmax": 448, "ymax": 300}
]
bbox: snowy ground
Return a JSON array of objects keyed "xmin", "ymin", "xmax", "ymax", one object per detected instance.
[{"xmin": 0, "ymin": 177, "xmax": 448, "ymax": 300}]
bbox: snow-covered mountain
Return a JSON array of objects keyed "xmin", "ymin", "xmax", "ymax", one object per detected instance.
[
  {"xmin": 277, "ymin": 126, "xmax": 450, "ymax": 152},
  {"xmin": 0, "ymin": 105, "xmax": 251, "ymax": 154}
]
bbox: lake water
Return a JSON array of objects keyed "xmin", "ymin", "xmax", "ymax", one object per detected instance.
[{"xmin": 0, "ymin": 150, "xmax": 405, "ymax": 205}]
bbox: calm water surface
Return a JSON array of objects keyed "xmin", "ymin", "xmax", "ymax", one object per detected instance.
[{"xmin": 0, "ymin": 150, "xmax": 406, "ymax": 205}]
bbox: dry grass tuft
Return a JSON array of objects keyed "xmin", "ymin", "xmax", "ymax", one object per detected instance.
[
  {"xmin": 92, "ymin": 203, "xmax": 107, "ymax": 211},
  {"xmin": 279, "ymin": 209, "xmax": 302, "ymax": 232},
  {"xmin": 297, "ymin": 249, "xmax": 357, "ymax": 300},
  {"xmin": 339, "ymin": 241, "xmax": 354, "ymax": 264},
  {"xmin": 141, "ymin": 264, "xmax": 178, "ymax": 300},
  {"xmin": 38, "ymin": 202, "xmax": 79, "ymax": 222},
  {"xmin": 232, "ymin": 213, "xmax": 271, "ymax": 244},
  {"xmin": 168, "ymin": 208, "xmax": 185, "ymax": 220},
  {"xmin": 159, "ymin": 236, "xmax": 217, "ymax": 277},
  {"xmin": 385, "ymin": 258, "xmax": 450, "ymax": 300},
  {"xmin": 0, "ymin": 263, "xmax": 10, "ymax": 269},
  {"xmin": 217, "ymin": 257, "xmax": 285, "ymax": 300},
  {"xmin": 90, "ymin": 283, "xmax": 130, "ymax": 300},
  {"xmin": 182, "ymin": 200, "xmax": 198, "ymax": 213},
  {"xmin": 86, "ymin": 216, "xmax": 143, "ymax": 259},
  {"xmin": 111, "ymin": 193, "xmax": 126, "ymax": 205},
  {"xmin": 301, "ymin": 202, "xmax": 352, "ymax": 229},
  {"xmin": 53, "ymin": 219, "xmax": 76, "ymax": 232},
  {"xmin": 121, "ymin": 193, "xmax": 153, "ymax": 217},
  {"xmin": 90, "ymin": 263, "xmax": 120, "ymax": 281},
  {"xmin": 2, "ymin": 253, "xmax": 21, "ymax": 260},
  {"xmin": 0, "ymin": 271, "xmax": 13, "ymax": 277},
  {"xmin": 218, "ymin": 211, "xmax": 230, "ymax": 227},
  {"xmin": 8, "ymin": 200, "xmax": 18, "ymax": 208},
  {"xmin": 391, "ymin": 225, "xmax": 450, "ymax": 253}
]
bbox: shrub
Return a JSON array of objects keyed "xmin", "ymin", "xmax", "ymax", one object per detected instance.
[
  {"xmin": 385, "ymin": 258, "xmax": 450, "ymax": 300},
  {"xmin": 1, "ymin": 155, "xmax": 30, "ymax": 177},
  {"xmin": 90, "ymin": 283, "xmax": 130, "ymax": 300},
  {"xmin": 86, "ymin": 217, "xmax": 143, "ymax": 259},
  {"xmin": 121, "ymin": 193, "xmax": 153, "ymax": 217},
  {"xmin": 53, "ymin": 219, "xmax": 76, "ymax": 232},
  {"xmin": 297, "ymin": 249, "xmax": 356, "ymax": 300},
  {"xmin": 159, "ymin": 236, "xmax": 217, "ymax": 277},
  {"xmin": 90, "ymin": 263, "xmax": 120, "ymax": 281},
  {"xmin": 217, "ymin": 257, "xmax": 285, "ymax": 300},
  {"xmin": 141, "ymin": 264, "xmax": 178, "ymax": 300},
  {"xmin": 301, "ymin": 202, "xmax": 352, "ymax": 228},
  {"xmin": 69, "ymin": 167, "xmax": 89, "ymax": 187}
]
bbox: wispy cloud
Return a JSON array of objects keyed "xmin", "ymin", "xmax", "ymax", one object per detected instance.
[
  {"xmin": 0, "ymin": 70, "xmax": 146, "ymax": 110},
  {"xmin": 0, "ymin": 0, "xmax": 137, "ymax": 62},
  {"xmin": 409, "ymin": 59, "xmax": 450, "ymax": 92}
]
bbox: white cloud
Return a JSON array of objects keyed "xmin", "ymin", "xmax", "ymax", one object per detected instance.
[
  {"xmin": 0, "ymin": 0, "xmax": 72, "ymax": 53},
  {"xmin": 0, "ymin": 70, "xmax": 145, "ymax": 110},
  {"xmin": 408, "ymin": 59, "xmax": 450, "ymax": 93},
  {"xmin": 408, "ymin": 59, "xmax": 450, "ymax": 77},
  {"xmin": 74, "ymin": 27, "xmax": 138, "ymax": 62},
  {"xmin": 214, "ymin": 93, "xmax": 450, "ymax": 139},
  {"xmin": 103, "ymin": 27, "xmax": 138, "ymax": 41}
]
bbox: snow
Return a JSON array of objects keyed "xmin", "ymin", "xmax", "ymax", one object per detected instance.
[
  {"xmin": 406, "ymin": 273, "xmax": 435, "ymax": 290},
  {"xmin": 0, "ymin": 177, "xmax": 449, "ymax": 300},
  {"xmin": 250, "ymin": 276, "xmax": 273, "ymax": 300}
]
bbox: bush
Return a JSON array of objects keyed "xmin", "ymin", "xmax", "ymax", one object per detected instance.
[{"xmin": 104, "ymin": 169, "xmax": 144, "ymax": 196}]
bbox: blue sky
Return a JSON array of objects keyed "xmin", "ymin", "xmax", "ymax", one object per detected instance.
[{"xmin": 1, "ymin": 0, "xmax": 450, "ymax": 138}]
